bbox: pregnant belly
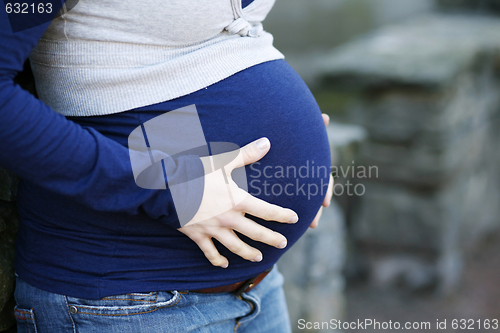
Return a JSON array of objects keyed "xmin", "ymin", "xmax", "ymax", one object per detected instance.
[
  {"xmin": 138, "ymin": 59, "xmax": 331, "ymax": 268},
  {"xmin": 67, "ymin": 59, "xmax": 330, "ymax": 282}
]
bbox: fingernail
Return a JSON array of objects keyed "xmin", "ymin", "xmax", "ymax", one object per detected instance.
[
  {"xmin": 253, "ymin": 254, "xmax": 263, "ymax": 262},
  {"xmin": 256, "ymin": 138, "xmax": 270, "ymax": 150},
  {"xmin": 278, "ymin": 240, "xmax": 287, "ymax": 249},
  {"xmin": 289, "ymin": 214, "xmax": 299, "ymax": 223},
  {"xmin": 221, "ymin": 263, "xmax": 228, "ymax": 268}
]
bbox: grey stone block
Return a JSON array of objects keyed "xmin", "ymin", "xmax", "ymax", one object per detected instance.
[
  {"xmin": 0, "ymin": 201, "xmax": 18, "ymax": 332},
  {"xmin": 320, "ymin": 14, "xmax": 500, "ymax": 88},
  {"xmin": 0, "ymin": 169, "xmax": 19, "ymax": 202},
  {"xmin": 438, "ymin": 0, "xmax": 500, "ymax": 13},
  {"xmin": 352, "ymin": 182, "xmax": 443, "ymax": 249},
  {"xmin": 279, "ymin": 202, "xmax": 346, "ymax": 333},
  {"xmin": 369, "ymin": 255, "xmax": 437, "ymax": 292},
  {"xmin": 317, "ymin": 13, "xmax": 500, "ymax": 294},
  {"xmin": 327, "ymin": 122, "xmax": 367, "ymax": 168}
]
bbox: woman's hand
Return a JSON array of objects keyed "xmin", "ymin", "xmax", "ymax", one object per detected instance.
[
  {"xmin": 309, "ymin": 114, "xmax": 334, "ymax": 229},
  {"xmin": 177, "ymin": 137, "xmax": 298, "ymax": 268}
]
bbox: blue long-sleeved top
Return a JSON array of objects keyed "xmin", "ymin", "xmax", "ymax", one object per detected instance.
[
  {"xmin": 0, "ymin": 4, "xmax": 201, "ymax": 228},
  {"xmin": 3, "ymin": 0, "xmax": 331, "ymax": 300}
]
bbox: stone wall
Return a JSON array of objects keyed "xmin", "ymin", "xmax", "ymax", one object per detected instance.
[
  {"xmin": 0, "ymin": 60, "xmax": 35, "ymax": 332},
  {"xmin": 0, "ymin": 170, "xmax": 19, "ymax": 332},
  {"xmin": 278, "ymin": 122, "xmax": 366, "ymax": 333},
  {"xmin": 438, "ymin": 0, "xmax": 500, "ymax": 13},
  {"xmin": 318, "ymin": 14, "xmax": 500, "ymax": 294},
  {"xmin": 264, "ymin": 0, "xmax": 436, "ymax": 86},
  {"xmin": 0, "ymin": 59, "xmax": 34, "ymax": 332}
]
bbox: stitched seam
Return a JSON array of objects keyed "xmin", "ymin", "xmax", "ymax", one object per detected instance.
[
  {"xmin": 63, "ymin": 296, "xmax": 77, "ymax": 333},
  {"xmin": 230, "ymin": 0, "xmax": 243, "ymax": 19},
  {"xmin": 74, "ymin": 294, "xmax": 181, "ymax": 317},
  {"xmin": 235, "ymin": 294, "xmax": 260, "ymax": 325},
  {"xmin": 128, "ymin": 292, "xmax": 154, "ymax": 296},
  {"xmin": 60, "ymin": 4, "xmax": 68, "ymax": 41},
  {"xmin": 27, "ymin": 59, "xmax": 147, "ymax": 69},
  {"xmin": 254, "ymin": 285, "xmax": 263, "ymax": 298},
  {"xmin": 102, "ymin": 292, "xmax": 158, "ymax": 303},
  {"xmin": 31, "ymin": 308, "xmax": 37, "ymax": 333},
  {"xmin": 234, "ymin": 320, "xmax": 242, "ymax": 332},
  {"xmin": 35, "ymin": 30, "xmax": 227, "ymax": 48},
  {"xmin": 236, "ymin": 295, "xmax": 252, "ymax": 313}
]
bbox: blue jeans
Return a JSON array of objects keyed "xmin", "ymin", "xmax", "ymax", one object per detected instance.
[{"xmin": 14, "ymin": 266, "xmax": 291, "ymax": 333}]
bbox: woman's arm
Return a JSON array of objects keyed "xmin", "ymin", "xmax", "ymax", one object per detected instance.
[
  {"xmin": 0, "ymin": 11, "xmax": 194, "ymax": 226},
  {"xmin": 0, "ymin": 8, "xmax": 298, "ymax": 266}
]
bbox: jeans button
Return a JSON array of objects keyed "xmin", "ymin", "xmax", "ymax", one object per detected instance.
[{"xmin": 69, "ymin": 306, "xmax": 78, "ymax": 314}]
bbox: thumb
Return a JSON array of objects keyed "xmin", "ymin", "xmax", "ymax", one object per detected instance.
[
  {"xmin": 322, "ymin": 113, "xmax": 330, "ymax": 127},
  {"xmin": 228, "ymin": 137, "xmax": 270, "ymax": 170}
]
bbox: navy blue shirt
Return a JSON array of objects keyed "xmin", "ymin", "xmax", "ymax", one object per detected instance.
[
  {"xmin": 2, "ymin": 0, "xmax": 331, "ymax": 299},
  {"xmin": 242, "ymin": 0, "xmax": 254, "ymax": 8}
]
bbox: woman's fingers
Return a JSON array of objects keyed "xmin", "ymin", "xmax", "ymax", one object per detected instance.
[
  {"xmin": 310, "ymin": 206, "xmax": 323, "ymax": 229},
  {"xmin": 323, "ymin": 174, "xmax": 334, "ymax": 207},
  {"xmin": 321, "ymin": 114, "xmax": 333, "ymax": 207},
  {"xmin": 238, "ymin": 193, "xmax": 298, "ymax": 224},
  {"xmin": 322, "ymin": 113, "xmax": 330, "ymax": 127},
  {"xmin": 179, "ymin": 229, "xmax": 229, "ymax": 268},
  {"xmin": 314, "ymin": 174, "xmax": 333, "ymax": 228},
  {"xmin": 230, "ymin": 216, "xmax": 288, "ymax": 249},
  {"xmin": 226, "ymin": 137, "xmax": 270, "ymax": 170},
  {"xmin": 213, "ymin": 229, "xmax": 263, "ymax": 263}
]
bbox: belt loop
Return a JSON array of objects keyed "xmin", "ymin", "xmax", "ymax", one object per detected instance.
[{"xmin": 234, "ymin": 266, "xmax": 273, "ymax": 297}]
